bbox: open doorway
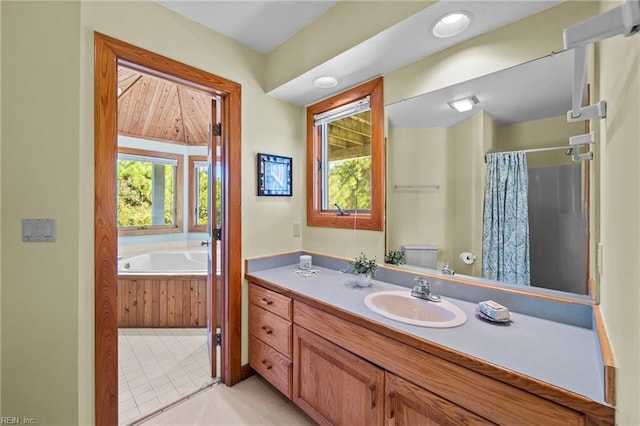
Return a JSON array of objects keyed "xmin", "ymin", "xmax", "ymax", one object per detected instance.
[
  {"xmin": 94, "ymin": 33, "xmax": 242, "ymax": 426},
  {"xmin": 115, "ymin": 64, "xmax": 222, "ymax": 424}
]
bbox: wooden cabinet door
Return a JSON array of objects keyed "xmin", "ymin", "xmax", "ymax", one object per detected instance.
[
  {"xmin": 293, "ymin": 325, "xmax": 384, "ymax": 426},
  {"xmin": 385, "ymin": 372, "xmax": 494, "ymax": 426}
]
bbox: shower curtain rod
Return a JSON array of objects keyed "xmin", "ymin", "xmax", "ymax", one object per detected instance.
[{"xmin": 484, "ymin": 145, "xmax": 575, "ymax": 162}]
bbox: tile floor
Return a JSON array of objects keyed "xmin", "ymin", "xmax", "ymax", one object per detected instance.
[
  {"xmin": 119, "ymin": 328, "xmax": 218, "ymax": 425},
  {"xmin": 141, "ymin": 375, "xmax": 315, "ymax": 425}
]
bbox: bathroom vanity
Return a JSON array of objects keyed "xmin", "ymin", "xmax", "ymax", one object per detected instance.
[{"xmin": 245, "ymin": 252, "xmax": 614, "ymax": 425}]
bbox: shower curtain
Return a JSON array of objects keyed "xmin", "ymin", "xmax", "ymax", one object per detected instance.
[{"xmin": 482, "ymin": 152, "xmax": 530, "ymax": 286}]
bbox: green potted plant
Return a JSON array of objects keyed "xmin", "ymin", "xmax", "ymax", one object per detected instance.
[
  {"xmin": 384, "ymin": 248, "xmax": 404, "ymax": 266},
  {"xmin": 350, "ymin": 252, "xmax": 378, "ymax": 287}
]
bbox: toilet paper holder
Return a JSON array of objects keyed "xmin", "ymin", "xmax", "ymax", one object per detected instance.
[{"xmin": 459, "ymin": 252, "xmax": 476, "ymax": 265}]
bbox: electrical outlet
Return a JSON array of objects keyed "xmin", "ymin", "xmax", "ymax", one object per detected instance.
[{"xmin": 293, "ymin": 223, "xmax": 301, "ymax": 237}]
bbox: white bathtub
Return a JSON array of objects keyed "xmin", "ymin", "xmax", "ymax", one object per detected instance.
[{"xmin": 118, "ymin": 250, "xmax": 207, "ymax": 274}]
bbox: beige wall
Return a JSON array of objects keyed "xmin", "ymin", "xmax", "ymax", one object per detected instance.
[
  {"xmin": 386, "ymin": 127, "xmax": 450, "ymax": 263},
  {"xmin": 1, "ymin": 2, "xmax": 81, "ymax": 425},
  {"xmin": 387, "ymin": 111, "xmax": 493, "ymax": 275},
  {"xmin": 265, "ymin": 1, "xmax": 434, "ymax": 92},
  {"xmin": 0, "ymin": 0, "xmax": 3, "ymax": 415},
  {"xmin": 3, "ymin": 1, "xmax": 82, "ymax": 422},
  {"xmin": 497, "ymin": 116, "xmax": 585, "ymax": 168},
  {"xmin": 597, "ymin": 1, "xmax": 640, "ymax": 424}
]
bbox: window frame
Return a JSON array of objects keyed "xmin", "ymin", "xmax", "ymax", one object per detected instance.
[
  {"xmin": 188, "ymin": 155, "xmax": 208, "ymax": 232},
  {"xmin": 306, "ymin": 77, "xmax": 384, "ymax": 231},
  {"xmin": 117, "ymin": 146, "xmax": 184, "ymax": 236}
]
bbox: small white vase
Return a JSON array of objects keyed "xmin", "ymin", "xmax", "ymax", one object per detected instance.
[{"xmin": 356, "ymin": 273, "xmax": 372, "ymax": 287}]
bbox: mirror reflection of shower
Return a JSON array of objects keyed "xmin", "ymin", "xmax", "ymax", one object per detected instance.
[{"xmin": 385, "ymin": 50, "xmax": 592, "ymax": 296}]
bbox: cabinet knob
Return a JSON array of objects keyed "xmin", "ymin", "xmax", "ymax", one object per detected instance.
[
  {"xmin": 262, "ymin": 325, "xmax": 274, "ymax": 335},
  {"xmin": 261, "ymin": 360, "xmax": 272, "ymax": 370},
  {"xmin": 261, "ymin": 298, "xmax": 274, "ymax": 306}
]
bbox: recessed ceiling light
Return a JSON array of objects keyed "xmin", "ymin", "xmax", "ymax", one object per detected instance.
[
  {"xmin": 313, "ymin": 76, "xmax": 338, "ymax": 89},
  {"xmin": 432, "ymin": 11, "xmax": 472, "ymax": 38},
  {"xmin": 448, "ymin": 95, "xmax": 479, "ymax": 113}
]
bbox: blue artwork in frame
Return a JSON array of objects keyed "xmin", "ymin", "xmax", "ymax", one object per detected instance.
[{"xmin": 257, "ymin": 153, "xmax": 292, "ymax": 196}]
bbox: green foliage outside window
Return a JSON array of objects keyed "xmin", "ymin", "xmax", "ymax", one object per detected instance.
[
  {"xmin": 117, "ymin": 159, "xmax": 174, "ymax": 227},
  {"xmin": 328, "ymin": 157, "xmax": 371, "ymax": 211},
  {"xmin": 197, "ymin": 166, "xmax": 208, "ymax": 225},
  {"xmin": 195, "ymin": 164, "xmax": 222, "ymax": 227}
]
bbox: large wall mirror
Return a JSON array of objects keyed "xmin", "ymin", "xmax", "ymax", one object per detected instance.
[{"xmin": 385, "ymin": 49, "xmax": 595, "ymax": 299}]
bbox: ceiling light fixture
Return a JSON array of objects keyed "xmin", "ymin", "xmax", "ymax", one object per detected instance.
[
  {"xmin": 448, "ymin": 95, "xmax": 479, "ymax": 113},
  {"xmin": 432, "ymin": 11, "xmax": 472, "ymax": 38},
  {"xmin": 313, "ymin": 76, "xmax": 338, "ymax": 89}
]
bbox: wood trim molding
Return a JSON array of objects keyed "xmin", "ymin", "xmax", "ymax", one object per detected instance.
[
  {"xmin": 593, "ymin": 305, "xmax": 616, "ymax": 406},
  {"xmin": 94, "ymin": 33, "xmax": 119, "ymax": 426},
  {"xmin": 117, "ymin": 147, "xmax": 184, "ymax": 237},
  {"xmin": 188, "ymin": 155, "xmax": 208, "ymax": 233},
  {"xmin": 221, "ymin": 85, "xmax": 243, "ymax": 386},
  {"xmin": 94, "ymin": 32, "xmax": 242, "ymax": 426},
  {"xmin": 241, "ymin": 363, "xmax": 255, "ymax": 381},
  {"xmin": 306, "ymin": 77, "xmax": 384, "ymax": 231}
]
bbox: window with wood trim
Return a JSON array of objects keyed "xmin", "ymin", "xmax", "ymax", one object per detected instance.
[
  {"xmin": 189, "ymin": 155, "xmax": 208, "ymax": 232},
  {"xmin": 117, "ymin": 147, "xmax": 183, "ymax": 236},
  {"xmin": 306, "ymin": 77, "xmax": 384, "ymax": 231}
]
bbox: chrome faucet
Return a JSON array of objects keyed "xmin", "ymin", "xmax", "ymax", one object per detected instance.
[
  {"xmin": 442, "ymin": 263, "xmax": 455, "ymax": 275},
  {"xmin": 411, "ymin": 277, "xmax": 441, "ymax": 302}
]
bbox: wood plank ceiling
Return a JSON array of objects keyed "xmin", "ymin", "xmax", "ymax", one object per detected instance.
[
  {"xmin": 117, "ymin": 66, "xmax": 212, "ymax": 146},
  {"xmin": 116, "ymin": 65, "xmax": 370, "ymax": 153}
]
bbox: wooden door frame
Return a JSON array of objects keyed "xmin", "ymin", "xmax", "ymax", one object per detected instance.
[{"xmin": 94, "ymin": 32, "xmax": 242, "ymax": 426}]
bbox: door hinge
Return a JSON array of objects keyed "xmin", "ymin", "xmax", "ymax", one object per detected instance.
[
  {"xmin": 215, "ymin": 228, "xmax": 222, "ymax": 241},
  {"xmin": 212, "ymin": 122, "xmax": 222, "ymax": 137},
  {"xmin": 215, "ymin": 332, "xmax": 222, "ymax": 347}
]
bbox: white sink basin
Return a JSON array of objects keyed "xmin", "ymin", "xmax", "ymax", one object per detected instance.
[{"xmin": 363, "ymin": 291, "xmax": 467, "ymax": 328}]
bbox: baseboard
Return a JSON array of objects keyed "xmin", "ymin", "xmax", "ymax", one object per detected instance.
[{"xmin": 241, "ymin": 363, "xmax": 255, "ymax": 381}]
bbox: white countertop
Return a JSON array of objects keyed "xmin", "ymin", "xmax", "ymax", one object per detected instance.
[{"xmin": 248, "ymin": 263, "xmax": 606, "ymax": 404}]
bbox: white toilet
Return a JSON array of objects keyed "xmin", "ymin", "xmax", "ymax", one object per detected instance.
[{"xmin": 401, "ymin": 245, "xmax": 438, "ymax": 269}]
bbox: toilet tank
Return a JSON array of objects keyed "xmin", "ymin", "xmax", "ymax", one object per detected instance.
[{"xmin": 401, "ymin": 245, "xmax": 438, "ymax": 269}]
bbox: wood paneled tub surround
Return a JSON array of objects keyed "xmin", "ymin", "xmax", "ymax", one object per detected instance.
[{"xmin": 117, "ymin": 251, "xmax": 207, "ymax": 328}]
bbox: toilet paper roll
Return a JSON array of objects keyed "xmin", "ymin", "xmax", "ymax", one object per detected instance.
[{"xmin": 459, "ymin": 252, "xmax": 476, "ymax": 265}]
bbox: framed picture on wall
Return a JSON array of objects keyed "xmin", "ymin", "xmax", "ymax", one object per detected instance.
[{"xmin": 257, "ymin": 153, "xmax": 292, "ymax": 196}]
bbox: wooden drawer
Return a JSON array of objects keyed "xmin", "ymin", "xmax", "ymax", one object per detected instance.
[
  {"xmin": 249, "ymin": 283, "xmax": 292, "ymax": 320},
  {"xmin": 250, "ymin": 335, "xmax": 292, "ymax": 399},
  {"xmin": 249, "ymin": 304, "xmax": 292, "ymax": 357}
]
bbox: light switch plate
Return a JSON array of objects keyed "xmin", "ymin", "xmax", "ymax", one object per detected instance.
[{"xmin": 22, "ymin": 218, "xmax": 56, "ymax": 242}]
